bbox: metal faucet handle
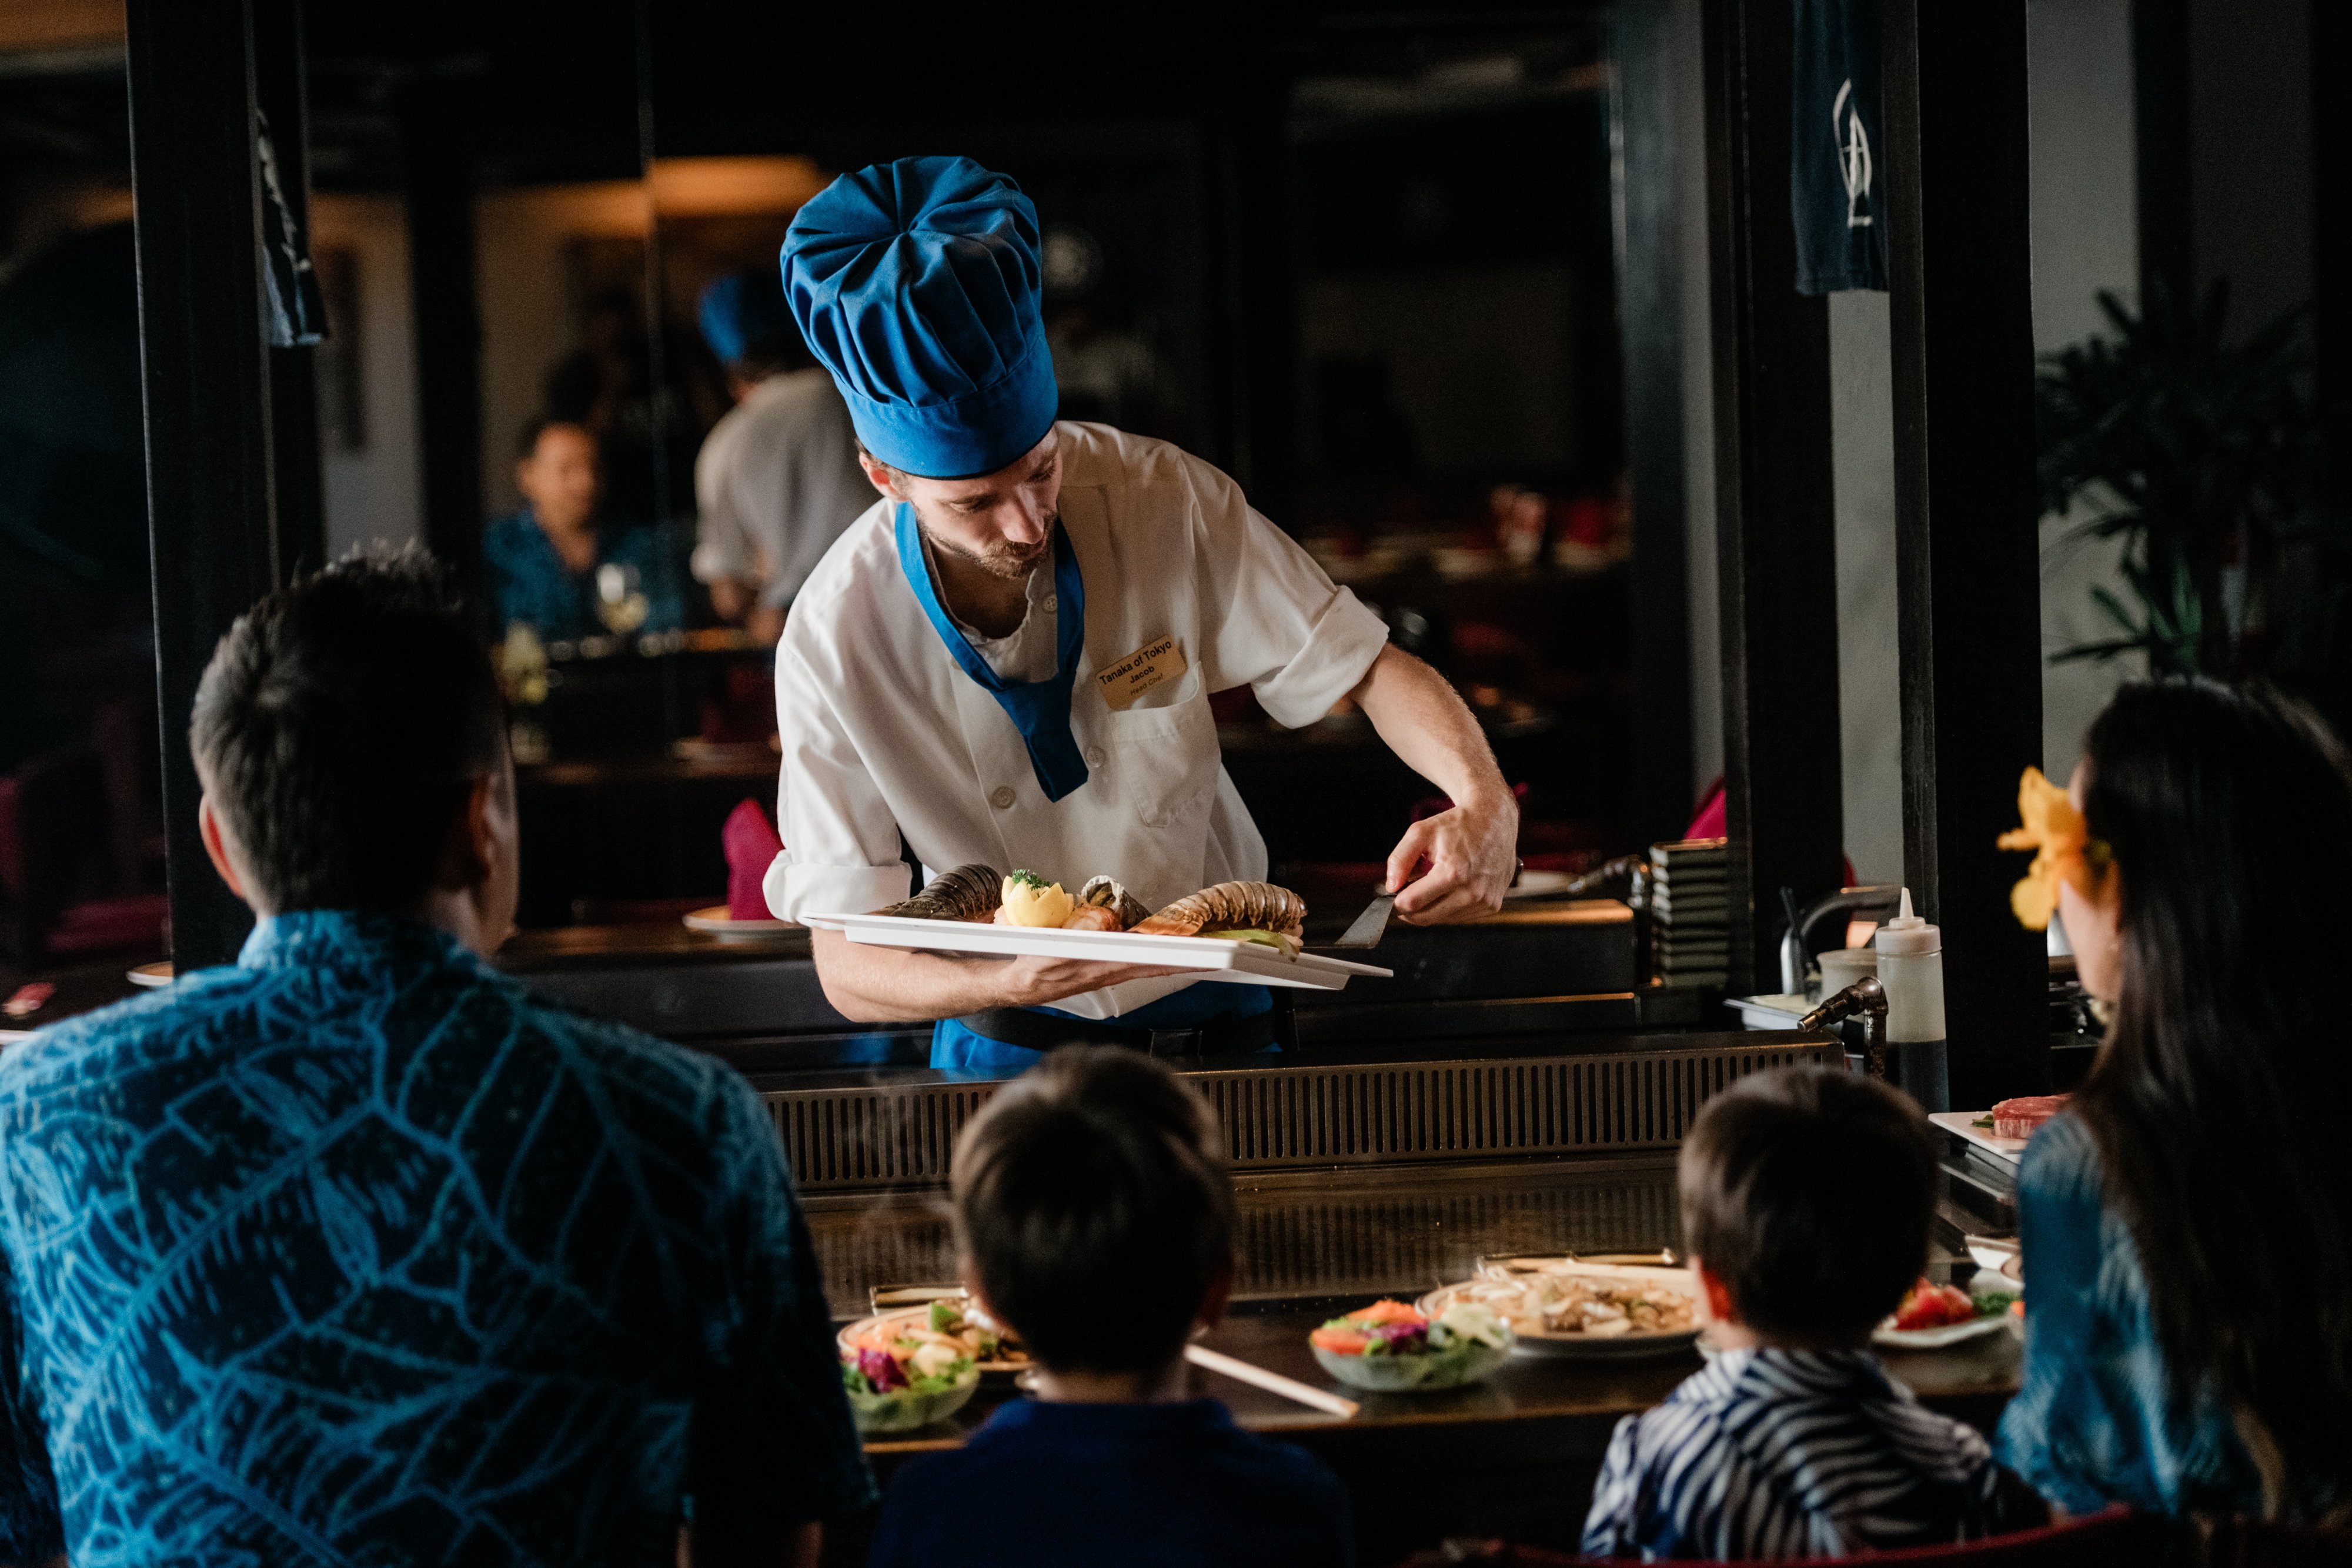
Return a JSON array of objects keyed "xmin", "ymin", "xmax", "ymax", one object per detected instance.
[{"xmin": 1798, "ymin": 974, "xmax": 1885, "ymax": 1032}]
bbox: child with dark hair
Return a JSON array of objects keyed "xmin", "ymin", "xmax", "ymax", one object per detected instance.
[
  {"xmin": 1582, "ymin": 1066, "xmax": 2016, "ymax": 1560},
  {"xmin": 866, "ymin": 1047, "xmax": 1354, "ymax": 1568}
]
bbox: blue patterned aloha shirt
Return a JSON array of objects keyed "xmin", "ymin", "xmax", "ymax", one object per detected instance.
[
  {"xmin": 1995, "ymin": 1113, "xmax": 2257, "ymax": 1516},
  {"xmin": 0, "ymin": 911, "xmax": 872, "ymax": 1567}
]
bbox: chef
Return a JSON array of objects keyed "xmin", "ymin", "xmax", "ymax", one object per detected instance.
[{"xmin": 767, "ymin": 156, "xmax": 1519, "ymax": 1072}]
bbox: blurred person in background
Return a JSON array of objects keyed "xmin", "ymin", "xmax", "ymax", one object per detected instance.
[
  {"xmin": 691, "ymin": 267, "xmax": 870, "ymax": 646},
  {"xmin": 485, "ymin": 416, "xmax": 684, "ymax": 644},
  {"xmin": 543, "ymin": 286, "xmax": 714, "ymax": 531}
]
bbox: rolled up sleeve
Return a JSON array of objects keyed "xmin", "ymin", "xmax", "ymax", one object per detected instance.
[
  {"xmin": 1182, "ymin": 453, "xmax": 1389, "ymax": 728},
  {"xmin": 769, "ymin": 640, "xmax": 913, "ymax": 921}
]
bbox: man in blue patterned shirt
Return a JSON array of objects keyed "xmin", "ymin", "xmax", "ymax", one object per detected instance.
[{"xmin": 0, "ymin": 553, "xmax": 870, "ymax": 1566}]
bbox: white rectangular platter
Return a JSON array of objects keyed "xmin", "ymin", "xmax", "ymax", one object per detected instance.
[
  {"xmin": 801, "ymin": 912, "xmax": 1392, "ymax": 991},
  {"xmin": 1929, "ymin": 1111, "xmax": 2028, "ymax": 1168}
]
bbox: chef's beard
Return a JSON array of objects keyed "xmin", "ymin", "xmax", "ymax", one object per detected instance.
[{"xmin": 926, "ymin": 514, "xmax": 1057, "ymax": 581}]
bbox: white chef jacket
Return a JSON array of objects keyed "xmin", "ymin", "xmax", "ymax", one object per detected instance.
[
  {"xmin": 690, "ymin": 368, "xmax": 872, "ymax": 609},
  {"xmin": 766, "ymin": 420, "xmax": 1391, "ymax": 1017}
]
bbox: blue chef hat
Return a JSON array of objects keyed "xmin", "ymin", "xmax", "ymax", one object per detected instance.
[
  {"xmin": 781, "ymin": 156, "xmax": 1057, "ymax": 480},
  {"xmin": 697, "ymin": 267, "xmax": 797, "ymax": 367}
]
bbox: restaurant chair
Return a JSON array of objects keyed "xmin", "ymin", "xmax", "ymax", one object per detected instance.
[{"xmin": 1395, "ymin": 1506, "xmax": 2180, "ymax": 1568}]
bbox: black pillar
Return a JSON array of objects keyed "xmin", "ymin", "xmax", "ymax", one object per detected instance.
[
  {"xmin": 1613, "ymin": 0, "xmax": 1697, "ymax": 847},
  {"xmin": 404, "ymin": 85, "xmax": 485, "ymax": 599},
  {"xmin": 1702, "ymin": 0, "xmax": 1846, "ymax": 995},
  {"xmin": 253, "ymin": 0, "xmax": 326, "ymax": 580},
  {"xmin": 1883, "ymin": 0, "xmax": 2049, "ymax": 1105},
  {"xmin": 126, "ymin": 0, "xmax": 276, "ymax": 969},
  {"xmin": 2315, "ymin": 0, "xmax": 2351, "ymax": 507},
  {"xmin": 2132, "ymin": 0, "xmax": 2195, "ymax": 312}
]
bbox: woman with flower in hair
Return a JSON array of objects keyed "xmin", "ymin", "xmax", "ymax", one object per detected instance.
[{"xmin": 1993, "ymin": 681, "xmax": 2352, "ymax": 1524}]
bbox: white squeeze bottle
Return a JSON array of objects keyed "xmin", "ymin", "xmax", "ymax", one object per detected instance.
[{"xmin": 1873, "ymin": 888, "xmax": 1949, "ymax": 1111}]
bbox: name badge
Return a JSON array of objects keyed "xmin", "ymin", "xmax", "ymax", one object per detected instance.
[{"xmin": 1094, "ymin": 635, "xmax": 1187, "ymax": 711}]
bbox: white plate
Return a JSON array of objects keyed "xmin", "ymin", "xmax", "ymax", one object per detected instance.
[
  {"xmin": 682, "ymin": 905, "xmax": 797, "ymax": 938},
  {"xmin": 802, "ymin": 912, "xmax": 1392, "ymax": 991},
  {"xmin": 1420, "ymin": 1262, "xmax": 1703, "ymax": 1360},
  {"xmin": 1930, "ymin": 1111, "xmax": 2028, "ymax": 1166},
  {"xmin": 1965, "ymin": 1236, "xmax": 2022, "ymax": 1276},
  {"xmin": 1872, "ymin": 1311, "xmax": 2019, "ymax": 1350},
  {"xmin": 127, "ymin": 961, "xmax": 173, "ymax": 989}
]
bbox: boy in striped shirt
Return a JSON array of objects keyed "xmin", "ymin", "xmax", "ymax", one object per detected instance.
[{"xmin": 1582, "ymin": 1067, "xmax": 2020, "ymax": 1559}]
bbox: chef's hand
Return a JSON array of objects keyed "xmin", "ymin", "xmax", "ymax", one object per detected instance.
[
  {"xmin": 1003, "ymin": 954, "xmax": 1192, "ymax": 1009},
  {"xmin": 1385, "ymin": 790, "xmax": 1520, "ymax": 924}
]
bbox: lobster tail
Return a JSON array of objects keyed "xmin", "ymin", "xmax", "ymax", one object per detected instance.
[
  {"xmin": 877, "ymin": 863, "xmax": 1003, "ymax": 922},
  {"xmin": 1132, "ymin": 881, "xmax": 1307, "ymax": 938}
]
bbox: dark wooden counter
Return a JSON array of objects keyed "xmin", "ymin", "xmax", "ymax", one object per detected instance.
[
  {"xmin": 814, "ymin": 1154, "xmax": 2019, "ymax": 1565},
  {"xmin": 500, "ymin": 903, "xmax": 1710, "ymax": 1074},
  {"xmin": 6, "ymin": 907, "xmax": 1715, "ymax": 1071}
]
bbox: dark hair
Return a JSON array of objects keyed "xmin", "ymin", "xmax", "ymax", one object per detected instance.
[
  {"xmin": 951, "ymin": 1047, "xmax": 1234, "ymax": 1375},
  {"xmin": 189, "ymin": 548, "xmax": 507, "ymax": 914},
  {"xmin": 514, "ymin": 414, "xmax": 595, "ymax": 461},
  {"xmin": 2073, "ymin": 679, "xmax": 2352, "ymax": 1521},
  {"xmin": 1679, "ymin": 1066, "xmax": 1937, "ymax": 1342}
]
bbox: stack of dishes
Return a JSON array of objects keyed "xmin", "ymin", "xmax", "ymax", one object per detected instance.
[{"xmin": 1650, "ymin": 838, "xmax": 1729, "ymax": 989}]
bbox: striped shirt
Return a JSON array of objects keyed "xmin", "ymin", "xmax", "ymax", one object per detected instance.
[{"xmin": 1582, "ymin": 1346, "xmax": 2002, "ymax": 1560}]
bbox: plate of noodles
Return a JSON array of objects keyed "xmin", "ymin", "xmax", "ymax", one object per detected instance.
[{"xmin": 1419, "ymin": 1258, "xmax": 1703, "ymax": 1360}]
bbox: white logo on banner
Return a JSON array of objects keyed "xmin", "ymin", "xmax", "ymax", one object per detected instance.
[{"xmin": 1832, "ymin": 78, "xmax": 1873, "ymax": 229}]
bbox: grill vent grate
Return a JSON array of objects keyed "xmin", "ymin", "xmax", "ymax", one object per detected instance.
[
  {"xmin": 764, "ymin": 1039, "xmax": 1835, "ymax": 1193},
  {"xmin": 801, "ymin": 1173, "xmax": 1684, "ymax": 1318}
]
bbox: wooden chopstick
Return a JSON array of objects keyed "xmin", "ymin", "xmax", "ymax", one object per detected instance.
[{"xmin": 1184, "ymin": 1344, "xmax": 1359, "ymax": 1419}]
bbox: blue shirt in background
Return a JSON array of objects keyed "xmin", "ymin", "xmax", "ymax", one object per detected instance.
[
  {"xmin": 0, "ymin": 911, "xmax": 871, "ymax": 1567},
  {"xmin": 867, "ymin": 1397, "xmax": 1353, "ymax": 1568},
  {"xmin": 1995, "ymin": 1114, "xmax": 2257, "ymax": 1517},
  {"xmin": 1582, "ymin": 1346, "xmax": 2006, "ymax": 1559},
  {"xmin": 484, "ymin": 508, "xmax": 686, "ymax": 644}
]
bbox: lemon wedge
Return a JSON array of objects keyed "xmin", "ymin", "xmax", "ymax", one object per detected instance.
[{"xmin": 1000, "ymin": 872, "xmax": 1075, "ymax": 928}]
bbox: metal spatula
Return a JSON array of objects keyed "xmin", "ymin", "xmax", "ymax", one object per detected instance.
[{"xmin": 1331, "ymin": 892, "xmax": 1396, "ymax": 948}]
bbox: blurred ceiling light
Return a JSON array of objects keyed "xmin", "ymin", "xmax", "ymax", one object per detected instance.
[
  {"xmin": 0, "ymin": 0, "xmax": 124, "ymax": 73},
  {"xmin": 647, "ymin": 157, "xmax": 829, "ymax": 218}
]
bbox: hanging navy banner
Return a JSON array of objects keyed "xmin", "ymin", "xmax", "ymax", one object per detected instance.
[
  {"xmin": 256, "ymin": 108, "xmax": 326, "ymax": 347},
  {"xmin": 1792, "ymin": 0, "xmax": 1888, "ymax": 295}
]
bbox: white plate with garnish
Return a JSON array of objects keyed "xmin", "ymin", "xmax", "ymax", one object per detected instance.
[{"xmin": 1420, "ymin": 1261, "xmax": 1702, "ymax": 1360}]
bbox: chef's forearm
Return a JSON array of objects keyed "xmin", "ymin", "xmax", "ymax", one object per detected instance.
[
  {"xmin": 810, "ymin": 928, "xmax": 1010, "ymax": 1022},
  {"xmin": 1350, "ymin": 645, "xmax": 1511, "ymax": 807}
]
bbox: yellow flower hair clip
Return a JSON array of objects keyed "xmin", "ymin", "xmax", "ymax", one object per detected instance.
[{"xmin": 1995, "ymin": 767, "xmax": 2113, "ymax": 931}]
